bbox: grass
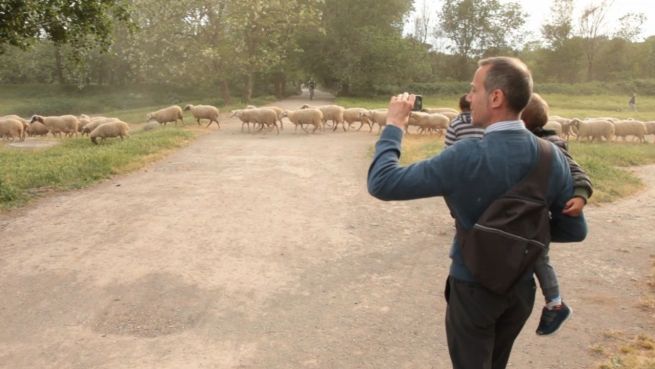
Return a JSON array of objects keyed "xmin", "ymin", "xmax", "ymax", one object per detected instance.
[
  {"xmin": 0, "ymin": 128, "xmax": 194, "ymax": 209},
  {"xmin": 0, "ymin": 84, "xmax": 279, "ymax": 210},
  {"xmin": 342, "ymin": 93, "xmax": 655, "ymax": 204}
]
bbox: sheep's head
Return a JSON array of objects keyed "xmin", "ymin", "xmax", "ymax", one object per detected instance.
[
  {"xmin": 280, "ymin": 110, "xmax": 289, "ymax": 118},
  {"xmin": 300, "ymin": 104, "xmax": 310, "ymax": 109},
  {"xmin": 569, "ymin": 118, "xmax": 581, "ymax": 129},
  {"xmin": 146, "ymin": 113, "xmax": 153, "ymax": 121},
  {"xmin": 29, "ymin": 115, "xmax": 44, "ymax": 124},
  {"xmin": 230, "ymin": 110, "xmax": 241, "ymax": 118},
  {"xmin": 245, "ymin": 105, "xmax": 257, "ymax": 109},
  {"xmin": 183, "ymin": 104, "xmax": 192, "ymax": 111}
]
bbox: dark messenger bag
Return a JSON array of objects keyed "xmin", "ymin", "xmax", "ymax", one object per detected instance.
[{"xmin": 455, "ymin": 138, "xmax": 553, "ymax": 294}]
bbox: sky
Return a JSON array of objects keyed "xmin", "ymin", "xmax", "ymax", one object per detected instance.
[{"xmin": 409, "ymin": 0, "xmax": 655, "ymax": 46}]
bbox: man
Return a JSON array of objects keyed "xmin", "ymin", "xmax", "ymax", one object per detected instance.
[
  {"xmin": 368, "ymin": 57, "xmax": 587, "ymax": 369},
  {"xmin": 629, "ymin": 93, "xmax": 637, "ymax": 111},
  {"xmin": 444, "ymin": 94, "xmax": 484, "ymax": 147}
]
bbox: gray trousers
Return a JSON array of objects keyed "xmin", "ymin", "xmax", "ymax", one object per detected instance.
[
  {"xmin": 445, "ymin": 276, "xmax": 536, "ymax": 369},
  {"xmin": 533, "ymin": 250, "xmax": 559, "ymax": 301}
]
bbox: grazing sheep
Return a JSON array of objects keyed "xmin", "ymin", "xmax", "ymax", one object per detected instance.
[
  {"xmin": 141, "ymin": 121, "xmax": 160, "ymax": 132},
  {"xmin": 29, "ymin": 115, "xmax": 79, "ymax": 137},
  {"xmin": 570, "ymin": 118, "xmax": 615, "ymax": 142},
  {"xmin": 146, "ymin": 105, "xmax": 184, "ymax": 126},
  {"xmin": 301, "ymin": 104, "xmax": 346, "ymax": 131},
  {"xmin": 0, "ymin": 117, "xmax": 25, "ymax": 141},
  {"xmin": 613, "ymin": 120, "xmax": 648, "ymax": 143},
  {"xmin": 183, "ymin": 104, "xmax": 221, "ymax": 128},
  {"xmin": 2, "ymin": 115, "xmax": 28, "ymax": 140},
  {"xmin": 281, "ymin": 109, "xmax": 323, "ymax": 133},
  {"xmin": 77, "ymin": 114, "xmax": 91, "ymax": 133},
  {"xmin": 343, "ymin": 108, "xmax": 372, "ymax": 131},
  {"xmin": 90, "ymin": 121, "xmax": 130, "ymax": 144},
  {"xmin": 81, "ymin": 118, "xmax": 120, "ymax": 136},
  {"xmin": 26, "ymin": 121, "xmax": 49, "ymax": 136}
]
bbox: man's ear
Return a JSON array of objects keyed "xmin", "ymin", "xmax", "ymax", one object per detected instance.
[{"xmin": 489, "ymin": 89, "xmax": 504, "ymax": 109}]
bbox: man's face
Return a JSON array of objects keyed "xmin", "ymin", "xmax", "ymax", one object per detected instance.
[{"xmin": 467, "ymin": 66, "xmax": 490, "ymax": 127}]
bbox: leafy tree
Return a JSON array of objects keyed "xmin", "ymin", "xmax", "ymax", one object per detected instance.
[
  {"xmin": 541, "ymin": 0, "xmax": 574, "ymax": 49},
  {"xmin": 578, "ymin": 0, "xmax": 613, "ymax": 81},
  {"xmin": 434, "ymin": 0, "xmax": 526, "ymax": 79},
  {"xmin": 613, "ymin": 12, "xmax": 647, "ymax": 42}
]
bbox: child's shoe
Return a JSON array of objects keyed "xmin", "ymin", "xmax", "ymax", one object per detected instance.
[{"xmin": 536, "ymin": 302, "xmax": 572, "ymax": 336}]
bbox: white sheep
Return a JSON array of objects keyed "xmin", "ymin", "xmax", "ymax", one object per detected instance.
[
  {"xmin": 301, "ymin": 104, "xmax": 346, "ymax": 131},
  {"xmin": 82, "ymin": 118, "xmax": 120, "ymax": 136},
  {"xmin": 612, "ymin": 120, "xmax": 648, "ymax": 143},
  {"xmin": 26, "ymin": 121, "xmax": 49, "ymax": 136},
  {"xmin": 146, "ymin": 105, "xmax": 184, "ymax": 126},
  {"xmin": 2, "ymin": 115, "xmax": 28, "ymax": 140},
  {"xmin": 29, "ymin": 115, "xmax": 79, "ymax": 137},
  {"xmin": 281, "ymin": 109, "xmax": 323, "ymax": 133},
  {"xmin": 90, "ymin": 121, "xmax": 130, "ymax": 144},
  {"xmin": 0, "ymin": 117, "xmax": 25, "ymax": 141},
  {"xmin": 232, "ymin": 109, "xmax": 258, "ymax": 132},
  {"xmin": 363, "ymin": 109, "xmax": 388, "ymax": 133},
  {"xmin": 570, "ymin": 118, "xmax": 615, "ymax": 142},
  {"xmin": 408, "ymin": 112, "xmax": 449, "ymax": 135},
  {"xmin": 343, "ymin": 108, "xmax": 372, "ymax": 131},
  {"xmin": 234, "ymin": 108, "xmax": 279, "ymax": 134},
  {"xmin": 183, "ymin": 104, "xmax": 221, "ymax": 128},
  {"xmin": 543, "ymin": 121, "xmax": 563, "ymax": 136},
  {"xmin": 422, "ymin": 107, "xmax": 458, "ymax": 121},
  {"xmin": 644, "ymin": 121, "xmax": 655, "ymax": 136}
]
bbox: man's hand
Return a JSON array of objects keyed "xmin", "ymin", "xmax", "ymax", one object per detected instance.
[
  {"xmin": 562, "ymin": 197, "xmax": 585, "ymax": 217},
  {"xmin": 386, "ymin": 92, "xmax": 415, "ymax": 129}
]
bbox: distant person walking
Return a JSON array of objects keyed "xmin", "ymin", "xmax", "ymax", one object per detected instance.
[
  {"xmin": 629, "ymin": 93, "xmax": 637, "ymax": 111},
  {"xmin": 308, "ymin": 79, "xmax": 316, "ymax": 100}
]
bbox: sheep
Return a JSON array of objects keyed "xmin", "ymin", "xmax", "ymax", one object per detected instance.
[
  {"xmin": 266, "ymin": 106, "xmax": 285, "ymax": 130},
  {"xmin": 612, "ymin": 120, "xmax": 648, "ymax": 143},
  {"xmin": 363, "ymin": 109, "xmax": 388, "ymax": 133},
  {"xmin": 90, "ymin": 121, "xmax": 130, "ymax": 144},
  {"xmin": 281, "ymin": 109, "xmax": 323, "ymax": 133},
  {"xmin": 25, "ymin": 121, "xmax": 49, "ymax": 137},
  {"xmin": 82, "ymin": 118, "xmax": 120, "ymax": 136},
  {"xmin": 232, "ymin": 109, "xmax": 258, "ymax": 132},
  {"xmin": 141, "ymin": 121, "xmax": 160, "ymax": 132},
  {"xmin": 29, "ymin": 115, "xmax": 79, "ymax": 137},
  {"xmin": 0, "ymin": 117, "xmax": 25, "ymax": 141},
  {"xmin": 422, "ymin": 107, "xmax": 458, "ymax": 121},
  {"xmin": 146, "ymin": 105, "xmax": 184, "ymax": 126},
  {"xmin": 343, "ymin": 108, "xmax": 372, "ymax": 131},
  {"xmin": 77, "ymin": 114, "xmax": 91, "ymax": 133},
  {"xmin": 570, "ymin": 118, "xmax": 615, "ymax": 142},
  {"xmin": 301, "ymin": 104, "xmax": 346, "ymax": 131},
  {"xmin": 2, "ymin": 115, "xmax": 28, "ymax": 140},
  {"xmin": 408, "ymin": 112, "xmax": 449, "ymax": 135},
  {"xmin": 543, "ymin": 121, "xmax": 563, "ymax": 136},
  {"xmin": 183, "ymin": 104, "xmax": 221, "ymax": 128},
  {"xmin": 644, "ymin": 121, "xmax": 655, "ymax": 135}
]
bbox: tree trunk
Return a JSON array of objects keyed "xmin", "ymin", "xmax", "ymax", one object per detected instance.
[
  {"xmin": 245, "ymin": 72, "xmax": 253, "ymax": 103},
  {"xmin": 220, "ymin": 79, "xmax": 231, "ymax": 105},
  {"xmin": 54, "ymin": 45, "xmax": 65, "ymax": 84}
]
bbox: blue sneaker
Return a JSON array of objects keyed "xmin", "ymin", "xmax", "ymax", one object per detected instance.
[{"xmin": 536, "ymin": 302, "xmax": 572, "ymax": 336}]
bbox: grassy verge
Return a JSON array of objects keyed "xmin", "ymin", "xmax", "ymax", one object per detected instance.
[{"xmin": 0, "ymin": 128, "xmax": 194, "ymax": 209}]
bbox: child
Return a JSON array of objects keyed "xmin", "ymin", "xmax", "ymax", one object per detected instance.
[{"xmin": 520, "ymin": 93, "xmax": 593, "ymax": 335}]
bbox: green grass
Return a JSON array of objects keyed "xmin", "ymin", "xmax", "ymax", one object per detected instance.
[{"xmin": 0, "ymin": 128, "xmax": 193, "ymax": 209}]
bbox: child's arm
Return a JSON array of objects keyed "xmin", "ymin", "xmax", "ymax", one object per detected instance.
[{"xmin": 547, "ymin": 136, "xmax": 593, "ymax": 216}]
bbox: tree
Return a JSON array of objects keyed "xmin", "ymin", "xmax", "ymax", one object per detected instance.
[
  {"xmin": 411, "ymin": 0, "xmax": 431, "ymax": 45},
  {"xmin": 541, "ymin": 0, "xmax": 574, "ymax": 49},
  {"xmin": 613, "ymin": 12, "xmax": 647, "ymax": 42},
  {"xmin": 434, "ymin": 0, "xmax": 526, "ymax": 79},
  {"xmin": 0, "ymin": 0, "xmax": 131, "ymax": 52},
  {"xmin": 578, "ymin": 0, "xmax": 613, "ymax": 81}
]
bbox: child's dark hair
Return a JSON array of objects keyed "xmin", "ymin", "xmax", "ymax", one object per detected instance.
[
  {"xmin": 521, "ymin": 93, "xmax": 549, "ymax": 132},
  {"xmin": 459, "ymin": 94, "xmax": 470, "ymax": 112}
]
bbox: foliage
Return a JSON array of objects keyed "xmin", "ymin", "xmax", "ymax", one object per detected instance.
[{"xmin": 0, "ymin": 127, "xmax": 193, "ymax": 209}]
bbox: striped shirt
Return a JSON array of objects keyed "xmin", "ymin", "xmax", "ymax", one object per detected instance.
[{"xmin": 444, "ymin": 112, "xmax": 484, "ymax": 147}]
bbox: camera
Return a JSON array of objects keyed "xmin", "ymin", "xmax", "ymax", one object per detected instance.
[{"xmin": 412, "ymin": 95, "xmax": 423, "ymax": 112}]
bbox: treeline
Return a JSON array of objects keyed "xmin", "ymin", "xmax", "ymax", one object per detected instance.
[{"xmin": 0, "ymin": 0, "xmax": 654, "ymax": 100}]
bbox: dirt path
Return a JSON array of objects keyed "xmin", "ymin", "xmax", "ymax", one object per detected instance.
[{"xmin": 1, "ymin": 94, "xmax": 653, "ymax": 369}]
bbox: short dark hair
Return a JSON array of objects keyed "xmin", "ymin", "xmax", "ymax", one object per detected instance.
[
  {"xmin": 521, "ymin": 93, "xmax": 549, "ymax": 132},
  {"xmin": 458, "ymin": 94, "xmax": 470, "ymax": 111},
  {"xmin": 478, "ymin": 57, "xmax": 533, "ymax": 114}
]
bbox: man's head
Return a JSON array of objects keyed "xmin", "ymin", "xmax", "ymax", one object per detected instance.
[
  {"xmin": 458, "ymin": 94, "xmax": 470, "ymax": 112},
  {"xmin": 467, "ymin": 57, "xmax": 533, "ymax": 127},
  {"xmin": 521, "ymin": 93, "xmax": 549, "ymax": 132}
]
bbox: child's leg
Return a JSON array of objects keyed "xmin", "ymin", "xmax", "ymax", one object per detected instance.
[{"xmin": 534, "ymin": 250, "xmax": 560, "ymax": 305}]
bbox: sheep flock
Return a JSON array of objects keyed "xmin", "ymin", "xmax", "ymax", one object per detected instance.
[{"xmin": 2, "ymin": 102, "xmax": 655, "ymax": 145}]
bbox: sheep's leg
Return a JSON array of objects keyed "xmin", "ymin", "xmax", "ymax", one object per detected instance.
[{"xmin": 197, "ymin": 118, "xmax": 201, "ymax": 126}]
